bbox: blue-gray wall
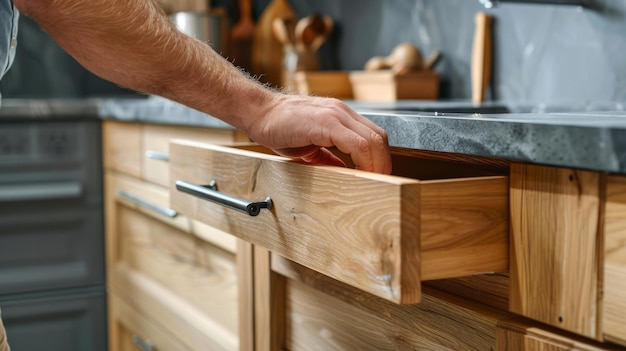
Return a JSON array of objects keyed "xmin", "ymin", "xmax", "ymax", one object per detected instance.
[{"xmin": 2, "ymin": 0, "xmax": 624, "ymax": 105}]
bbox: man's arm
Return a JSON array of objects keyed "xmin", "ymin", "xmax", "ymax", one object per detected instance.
[{"xmin": 13, "ymin": 0, "xmax": 391, "ymax": 173}]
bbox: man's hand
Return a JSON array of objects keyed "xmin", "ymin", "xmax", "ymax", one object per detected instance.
[{"xmin": 244, "ymin": 94, "xmax": 392, "ymax": 174}]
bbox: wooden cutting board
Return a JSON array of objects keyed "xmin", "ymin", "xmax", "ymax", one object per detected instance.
[{"xmin": 252, "ymin": 0, "xmax": 296, "ymax": 87}]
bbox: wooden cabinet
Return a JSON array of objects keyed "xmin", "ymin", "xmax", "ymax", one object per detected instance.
[
  {"xmin": 168, "ymin": 141, "xmax": 510, "ymax": 304},
  {"xmin": 510, "ymin": 164, "xmax": 626, "ymax": 348},
  {"xmin": 103, "ymin": 120, "xmax": 626, "ymax": 351},
  {"xmin": 103, "ymin": 121, "xmax": 250, "ymax": 351}
]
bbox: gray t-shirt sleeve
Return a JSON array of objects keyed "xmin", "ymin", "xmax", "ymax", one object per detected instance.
[{"xmin": 0, "ymin": 0, "xmax": 19, "ymax": 104}]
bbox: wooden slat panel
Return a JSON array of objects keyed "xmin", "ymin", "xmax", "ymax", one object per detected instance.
[
  {"xmin": 169, "ymin": 141, "xmax": 508, "ymax": 304},
  {"xmin": 103, "ymin": 121, "xmax": 142, "ymax": 177},
  {"xmin": 603, "ymin": 175, "xmax": 626, "ymax": 346},
  {"xmin": 510, "ymin": 164, "xmax": 603, "ymax": 338}
]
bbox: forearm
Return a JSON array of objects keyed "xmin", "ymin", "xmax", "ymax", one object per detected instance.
[{"xmin": 13, "ymin": 0, "xmax": 278, "ymax": 131}]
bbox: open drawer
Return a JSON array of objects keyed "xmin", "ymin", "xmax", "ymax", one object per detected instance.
[{"xmin": 169, "ymin": 140, "xmax": 509, "ymax": 304}]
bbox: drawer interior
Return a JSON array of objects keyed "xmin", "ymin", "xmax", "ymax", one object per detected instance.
[{"xmin": 230, "ymin": 144, "xmax": 508, "ymax": 180}]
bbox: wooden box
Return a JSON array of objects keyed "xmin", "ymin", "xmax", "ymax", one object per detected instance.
[
  {"xmin": 349, "ymin": 70, "xmax": 440, "ymax": 102},
  {"xmin": 293, "ymin": 71, "xmax": 353, "ymax": 99}
]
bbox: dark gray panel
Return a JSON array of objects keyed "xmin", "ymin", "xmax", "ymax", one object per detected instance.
[
  {"xmin": 0, "ymin": 206, "xmax": 104, "ymax": 295},
  {"xmin": 0, "ymin": 292, "xmax": 106, "ymax": 351}
]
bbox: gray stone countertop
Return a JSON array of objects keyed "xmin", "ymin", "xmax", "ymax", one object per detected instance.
[{"xmin": 1, "ymin": 96, "xmax": 625, "ymax": 174}]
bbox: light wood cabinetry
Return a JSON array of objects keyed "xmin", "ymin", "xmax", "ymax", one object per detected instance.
[
  {"xmin": 103, "ymin": 120, "xmax": 626, "ymax": 350},
  {"xmin": 103, "ymin": 121, "xmax": 249, "ymax": 351}
]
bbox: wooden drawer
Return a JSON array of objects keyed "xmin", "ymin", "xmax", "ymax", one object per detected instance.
[
  {"xmin": 270, "ymin": 255, "xmax": 622, "ymax": 351},
  {"xmin": 169, "ymin": 141, "xmax": 509, "ymax": 304},
  {"xmin": 142, "ymin": 124, "xmax": 248, "ymax": 187},
  {"xmin": 273, "ymin": 255, "xmax": 503, "ymax": 351},
  {"xmin": 108, "ymin": 292, "xmax": 187, "ymax": 351},
  {"xmin": 105, "ymin": 172, "xmax": 239, "ymax": 351},
  {"xmin": 103, "ymin": 120, "xmax": 248, "ymax": 186}
]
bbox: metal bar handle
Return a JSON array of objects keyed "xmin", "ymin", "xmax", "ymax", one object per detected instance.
[
  {"xmin": 175, "ymin": 180, "xmax": 272, "ymax": 217},
  {"xmin": 0, "ymin": 181, "xmax": 82, "ymax": 202},
  {"xmin": 131, "ymin": 334, "xmax": 157, "ymax": 351},
  {"xmin": 118, "ymin": 190, "xmax": 178, "ymax": 218},
  {"xmin": 146, "ymin": 150, "xmax": 170, "ymax": 161}
]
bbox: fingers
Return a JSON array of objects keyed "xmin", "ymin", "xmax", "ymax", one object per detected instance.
[{"xmin": 322, "ymin": 100, "xmax": 392, "ymax": 174}]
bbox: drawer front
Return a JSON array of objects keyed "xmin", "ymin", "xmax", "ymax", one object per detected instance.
[
  {"xmin": 108, "ymin": 292, "xmax": 188, "ymax": 351},
  {"xmin": 272, "ymin": 256, "xmax": 502, "ymax": 351},
  {"xmin": 142, "ymin": 124, "xmax": 248, "ymax": 187},
  {"xmin": 604, "ymin": 175, "xmax": 626, "ymax": 346},
  {"xmin": 103, "ymin": 121, "xmax": 142, "ymax": 178},
  {"xmin": 169, "ymin": 141, "xmax": 509, "ymax": 304},
  {"xmin": 105, "ymin": 173, "xmax": 239, "ymax": 347}
]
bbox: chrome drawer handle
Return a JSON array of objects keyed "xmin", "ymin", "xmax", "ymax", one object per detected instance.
[
  {"xmin": 175, "ymin": 180, "xmax": 272, "ymax": 217},
  {"xmin": 117, "ymin": 190, "xmax": 178, "ymax": 218},
  {"xmin": 145, "ymin": 150, "xmax": 169, "ymax": 161},
  {"xmin": 131, "ymin": 334, "xmax": 156, "ymax": 351}
]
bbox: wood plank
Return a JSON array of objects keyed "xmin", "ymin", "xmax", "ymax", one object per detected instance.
[
  {"xmin": 237, "ymin": 240, "xmax": 255, "ymax": 351},
  {"xmin": 169, "ymin": 141, "xmax": 508, "ymax": 304},
  {"xmin": 603, "ymin": 175, "xmax": 626, "ymax": 346},
  {"xmin": 254, "ymin": 247, "xmax": 286, "ymax": 351},
  {"xmin": 103, "ymin": 121, "xmax": 142, "ymax": 178},
  {"xmin": 497, "ymin": 318, "xmax": 616, "ymax": 351},
  {"xmin": 420, "ymin": 176, "xmax": 509, "ymax": 280},
  {"xmin": 109, "ymin": 292, "xmax": 187, "ymax": 351},
  {"xmin": 272, "ymin": 255, "xmax": 504, "ymax": 351},
  {"xmin": 510, "ymin": 164, "xmax": 603, "ymax": 338}
]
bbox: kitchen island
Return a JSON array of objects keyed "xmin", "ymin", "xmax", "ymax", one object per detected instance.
[{"xmin": 1, "ymin": 97, "xmax": 625, "ymax": 350}]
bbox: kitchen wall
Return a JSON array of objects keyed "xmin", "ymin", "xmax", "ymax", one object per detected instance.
[
  {"xmin": 2, "ymin": 0, "xmax": 625, "ymax": 106},
  {"xmin": 282, "ymin": 0, "xmax": 625, "ymax": 105}
]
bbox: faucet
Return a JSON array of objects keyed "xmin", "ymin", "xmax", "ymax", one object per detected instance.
[{"xmin": 479, "ymin": 0, "xmax": 590, "ymax": 8}]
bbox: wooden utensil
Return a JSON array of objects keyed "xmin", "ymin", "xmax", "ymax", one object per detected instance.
[
  {"xmin": 230, "ymin": 0, "xmax": 255, "ymax": 72},
  {"xmin": 252, "ymin": 0, "xmax": 296, "ymax": 87},
  {"xmin": 471, "ymin": 12, "xmax": 493, "ymax": 104}
]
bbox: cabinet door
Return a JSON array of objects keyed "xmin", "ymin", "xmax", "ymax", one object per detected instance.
[
  {"xmin": 0, "ymin": 292, "xmax": 106, "ymax": 351},
  {"xmin": 169, "ymin": 141, "xmax": 509, "ymax": 304},
  {"xmin": 105, "ymin": 172, "xmax": 239, "ymax": 351}
]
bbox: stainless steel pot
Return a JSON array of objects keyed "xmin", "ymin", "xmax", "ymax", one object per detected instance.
[{"xmin": 170, "ymin": 11, "xmax": 229, "ymax": 54}]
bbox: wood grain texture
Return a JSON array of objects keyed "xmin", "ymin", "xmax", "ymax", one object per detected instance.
[
  {"xmin": 112, "ymin": 265, "xmax": 238, "ymax": 351},
  {"xmin": 237, "ymin": 240, "xmax": 255, "ymax": 351},
  {"xmin": 169, "ymin": 141, "xmax": 508, "ymax": 304},
  {"xmin": 510, "ymin": 163, "xmax": 603, "ymax": 338},
  {"xmin": 497, "ymin": 318, "xmax": 617, "ymax": 351},
  {"xmin": 424, "ymin": 273, "xmax": 510, "ymax": 311},
  {"xmin": 105, "ymin": 172, "xmax": 240, "ymax": 351},
  {"xmin": 103, "ymin": 121, "xmax": 142, "ymax": 178},
  {"xmin": 272, "ymin": 255, "xmax": 504, "ymax": 351},
  {"xmin": 109, "ymin": 292, "xmax": 187, "ymax": 351},
  {"xmin": 603, "ymin": 175, "xmax": 626, "ymax": 346},
  {"xmin": 142, "ymin": 124, "xmax": 246, "ymax": 187},
  {"xmin": 254, "ymin": 246, "xmax": 286, "ymax": 351}
]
